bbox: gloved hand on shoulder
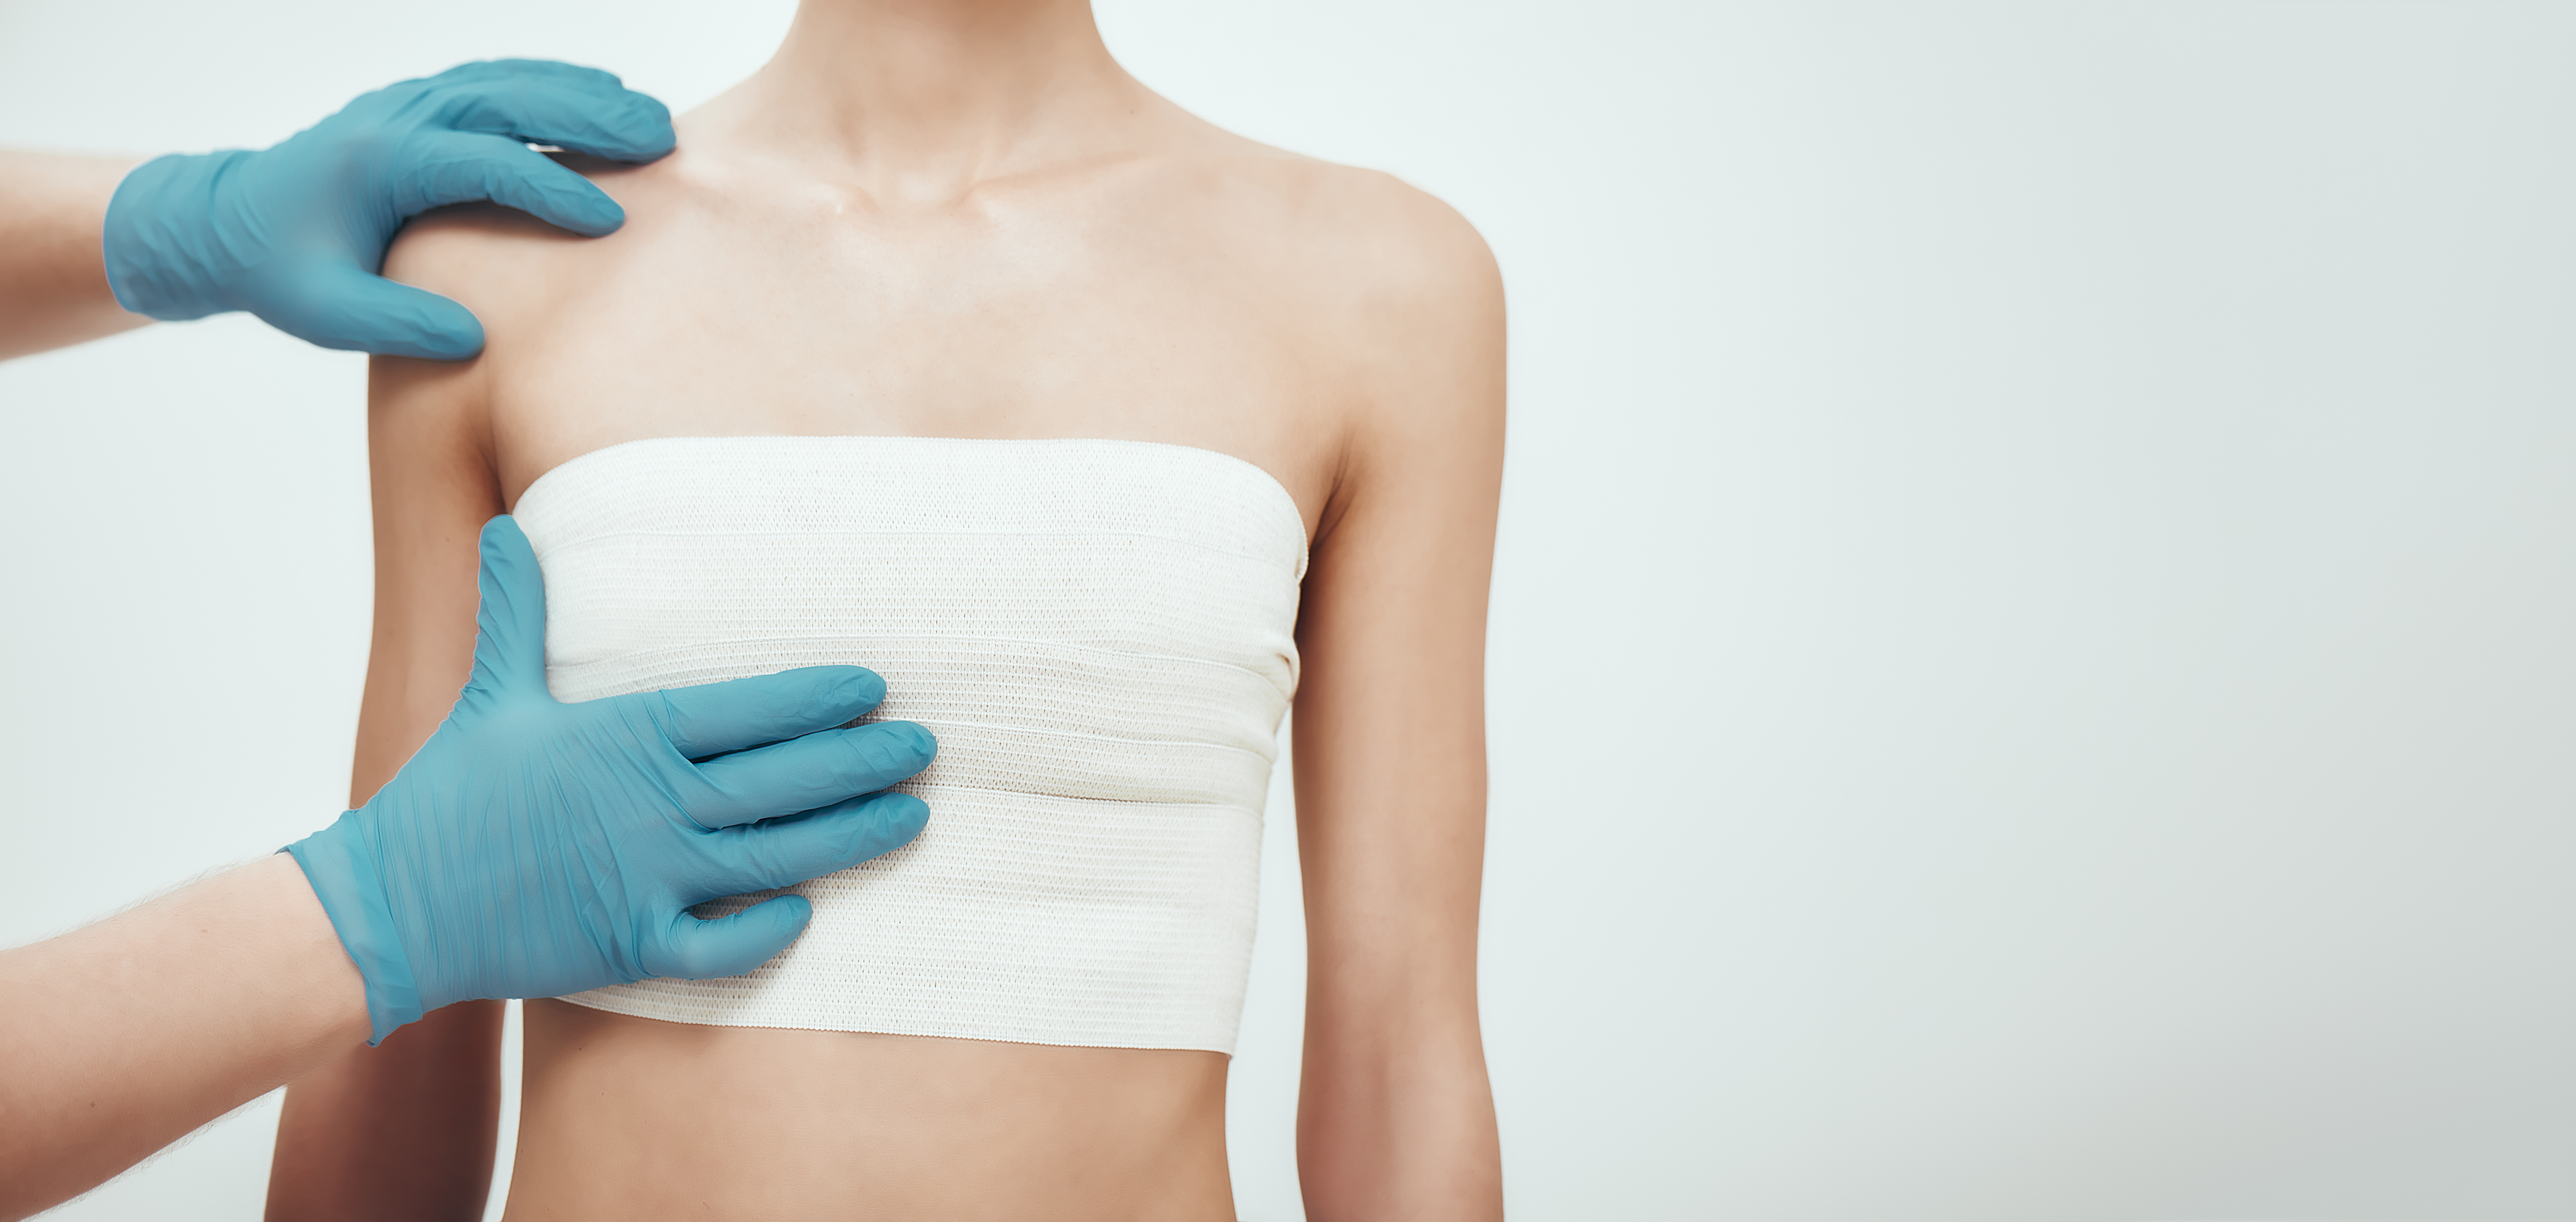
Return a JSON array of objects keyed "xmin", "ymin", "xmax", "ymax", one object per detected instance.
[{"xmin": 103, "ymin": 59, "xmax": 673, "ymax": 359}]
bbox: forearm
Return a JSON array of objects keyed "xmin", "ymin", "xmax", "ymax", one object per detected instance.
[
  {"xmin": 1298, "ymin": 1012, "xmax": 1503, "ymax": 1221},
  {"xmin": 1298, "ymin": 860, "xmax": 1502, "ymax": 1221},
  {"xmin": 0, "ymin": 151, "xmax": 149, "ymax": 360},
  {"xmin": 0, "ymin": 854, "xmax": 370, "ymax": 1219},
  {"xmin": 269, "ymin": 1003, "xmax": 503, "ymax": 1222},
  {"xmin": 1293, "ymin": 605, "xmax": 1502, "ymax": 1219}
]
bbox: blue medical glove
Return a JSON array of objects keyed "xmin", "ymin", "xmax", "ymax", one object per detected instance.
[
  {"xmin": 102, "ymin": 59, "xmax": 674, "ymax": 360},
  {"xmin": 288, "ymin": 517, "xmax": 935, "ymax": 1045}
]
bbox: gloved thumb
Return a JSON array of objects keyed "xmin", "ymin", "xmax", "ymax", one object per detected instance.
[
  {"xmin": 246, "ymin": 259, "xmax": 486, "ymax": 360},
  {"xmin": 652, "ymin": 895, "xmax": 814, "ymax": 980},
  {"xmin": 462, "ymin": 517, "xmax": 551, "ymax": 704}
]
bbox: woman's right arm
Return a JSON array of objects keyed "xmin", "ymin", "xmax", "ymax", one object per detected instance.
[{"xmin": 266, "ymin": 278, "xmax": 509, "ymax": 1222}]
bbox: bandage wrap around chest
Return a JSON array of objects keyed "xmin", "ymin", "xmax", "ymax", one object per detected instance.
[{"xmin": 514, "ymin": 436, "xmax": 1305, "ymax": 1053}]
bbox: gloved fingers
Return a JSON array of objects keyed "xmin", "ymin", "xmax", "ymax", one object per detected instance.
[
  {"xmin": 405, "ymin": 131, "xmax": 627, "ymax": 238},
  {"xmin": 243, "ymin": 259, "xmax": 484, "ymax": 359},
  {"xmin": 649, "ymin": 666, "xmax": 891, "ymax": 759},
  {"xmin": 684, "ymin": 721, "xmax": 937, "ymax": 829},
  {"xmin": 647, "ymin": 895, "xmax": 812, "ymax": 981},
  {"xmin": 430, "ymin": 63, "xmax": 677, "ymax": 163},
  {"xmin": 464, "ymin": 517, "xmax": 552, "ymax": 701},
  {"xmin": 695, "ymin": 791, "xmax": 931, "ymax": 895}
]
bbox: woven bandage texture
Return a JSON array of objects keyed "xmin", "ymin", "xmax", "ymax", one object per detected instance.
[{"xmin": 513, "ymin": 435, "xmax": 1305, "ymax": 1053}]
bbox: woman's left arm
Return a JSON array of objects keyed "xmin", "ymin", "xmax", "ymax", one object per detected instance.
[{"xmin": 1293, "ymin": 184, "xmax": 1507, "ymax": 1221}]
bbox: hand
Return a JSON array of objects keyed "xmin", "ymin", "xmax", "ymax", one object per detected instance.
[
  {"xmin": 288, "ymin": 517, "xmax": 936, "ymax": 1044},
  {"xmin": 100, "ymin": 60, "xmax": 674, "ymax": 359}
]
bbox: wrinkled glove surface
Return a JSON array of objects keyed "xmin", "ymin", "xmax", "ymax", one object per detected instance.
[
  {"xmin": 290, "ymin": 518, "xmax": 935, "ymax": 1044},
  {"xmin": 103, "ymin": 59, "xmax": 673, "ymax": 359}
]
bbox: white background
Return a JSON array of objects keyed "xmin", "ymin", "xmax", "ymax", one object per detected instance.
[{"xmin": 3, "ymin": 2, "xmax": 2572, "ymax": 1219}]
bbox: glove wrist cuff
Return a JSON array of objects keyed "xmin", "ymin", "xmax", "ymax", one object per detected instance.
[
  {"xmin": 285, "ymin": 813, "xmax": 423, "ymax": 1046},
  {"xmin": 102, "ymin": 150, "xmax": 251, "ymax": 321}
]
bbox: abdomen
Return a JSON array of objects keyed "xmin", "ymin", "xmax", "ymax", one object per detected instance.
[{"xmin": 506, "ymin": 1000, "xmax": 1235, "ymax": 1220}]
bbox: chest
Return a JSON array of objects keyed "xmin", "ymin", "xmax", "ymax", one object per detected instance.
[{"xmin": 484, "ymin": 199, "xmax": 1344, "ymax": 527}]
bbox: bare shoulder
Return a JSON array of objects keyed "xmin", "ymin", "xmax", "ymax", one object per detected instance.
[
  {"xmin": 1131, "ymin": 125, "xmax": 1503, "ymax": 434},
  {"xmin": 1170, "ymin": 142, "xmax": 1504, "ymax": 440},
  {"xmin": 1287, "ymin": 159, "xmax": 1498, "ymax": 308},
  {"xmin": 1311, "ymin": 165, "xmax": 1501, "ymax": 371},
  {"xmin": 1160, "ymin": 128, "xmax": 1499, "ymax": 320}
]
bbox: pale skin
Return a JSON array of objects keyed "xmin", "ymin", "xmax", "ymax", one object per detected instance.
[
  {"xmin": 271, "ymin": 0, "xmax": 1506, "ymax": 1218},
  {"xmin": 0, "ymin": 151, "xmax": 149, "ymax": 360},
  {"xmin": 0, "ymin": 146, "xmax": 496, "ymax": 1222},
  {"xmin": 0, "ymin": 164, "xmax": 326, "ymax": 1217},
  {"xmin": 0, "ymin": 856, "xmax": 372, "ymax": 1220}
]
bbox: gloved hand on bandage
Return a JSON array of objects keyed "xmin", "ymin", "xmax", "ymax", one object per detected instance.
[
  {"xmin": 289, "ymin": 517, "xmax": 936, "ymax": 1045},
  {"xmin": 102, "ymin": 59, "xmax": 674, "ymax": 359}
]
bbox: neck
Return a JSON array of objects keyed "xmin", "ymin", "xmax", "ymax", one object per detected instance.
[{"xmin": 707, "ymin": 0, "xmax": 1144, "ymax": 203}]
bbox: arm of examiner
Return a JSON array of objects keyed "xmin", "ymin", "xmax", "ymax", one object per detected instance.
[
  {"xmin": 0, "ymin": 517, "xmax": 937, "ymax": 1220},
  {"xmin": 0, "ymin": 152, "xmax": 142, "ymax": 359},
  {"xmin": 0, "ymin": 59, "xmax": 674, "ymax": 364}
]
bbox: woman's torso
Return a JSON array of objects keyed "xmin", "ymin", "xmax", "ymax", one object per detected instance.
[{"xmin": 394, "ymin": 108, "xmax": 1418, "ymax": 1219}]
